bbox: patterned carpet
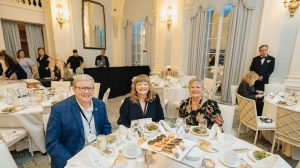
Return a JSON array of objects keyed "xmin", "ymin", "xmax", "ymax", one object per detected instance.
[{"xmin": 12, "ymin": 95, "xmax": 299, "ymax": 168}]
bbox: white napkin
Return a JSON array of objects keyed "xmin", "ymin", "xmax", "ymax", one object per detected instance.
[
  {"xmin": 252, "ymin": 154, "xmax": 291, "ymax": 168},
  {"xmin": 208, "ymin": 124, "xmax": 223, "ymax": 141},
  {"xmin": 159, "ymin": 120, "xmax": 175, "ymax": 134}
]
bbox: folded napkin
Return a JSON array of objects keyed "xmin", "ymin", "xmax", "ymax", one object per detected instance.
[
  {"xmin": 252, "ymin": 154, "xmax": 291, "ymax": 168},
  {"xmin": 159, "ymin": 120, "xmax": 175, "ymax": 134},
  {"xmin": 208, "ymin": 124, "xmax": 223, "ymax": 141},
  {"xmin": 295, "ymin": 105, "xmax": 300, "ymax": 112}
]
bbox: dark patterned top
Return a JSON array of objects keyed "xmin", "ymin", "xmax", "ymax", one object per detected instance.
[{"xmin": 179, "ymin": 97, "xmax": 223, "ymax": 129}]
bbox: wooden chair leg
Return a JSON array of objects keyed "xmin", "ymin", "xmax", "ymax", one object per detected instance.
[
  {"xmin": 254, "ymin": 130, "xmax": 259, "ymax": 145},
  {"xmin": 29, "ymin": 136, "xmax": 34, "ymax": 157},
  {"xmin": 237, "ymin": 122, "xmax": 241, "ymax": 138},
  {"xmin": 271, "ymin": 134, "xmax": 277, "ymax": 153},
  {"xmin": 277, "ymin": 139, "xmax": 280, "ymax": 152}
]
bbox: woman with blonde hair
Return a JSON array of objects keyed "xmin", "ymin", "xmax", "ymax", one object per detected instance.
[
  {"xmin": 117, "ymin": 74, "xmax": 164, "ymax": 127},
  {"xmin": 179, "ymin": 78, "xmax": 223, "ymax": 129},
  {"xmin": 238, "ymin": 71, "xmax": 264, "ymax": 115}
]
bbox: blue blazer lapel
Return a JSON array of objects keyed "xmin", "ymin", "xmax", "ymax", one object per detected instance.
[
  {"xmin": 70, "ymin": 96, "xmax": 85, "ymax": 138},
  {"xmin": 92, "ymin": 99, "xmax": 101, "ymax": 135}
]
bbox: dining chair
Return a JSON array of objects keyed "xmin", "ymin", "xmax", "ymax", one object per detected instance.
[
  {"xmin": 0, "ymin": 128, "xmax": 34, "ymax": 157},
  {"xmin": 153, "ymin": 87, "xmax": 169, "ymax": 118},
  {"xmin": 93, "ymin": 83, "xmax": 101, "ymax": 98},
  {"xmin": 271, "ymin": 106, "xmax": 300, "ymax": 153},
  {"xmin": 102, "ymin": 88, "xmax": 111, "ymax": 104},
  {"xmin": 230, "ymin": 85, "xmax": 239, "ymax": 106},
  {"xmin": 218, "ymin": 104, "xmax": 235, "ymax": 133},
  {"xmin": 51, "ymin": 81, "xmax": 71, "ymax": 92},
  {"xmin": 236, "ymin": 94, "xmax": 276, "ymax": 145},
  {"xmin": 0, "ymin": 141, "xmax": 18, "ymax": 168}
]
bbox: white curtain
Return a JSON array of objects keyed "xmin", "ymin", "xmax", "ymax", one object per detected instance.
[
  {"xmin": 1, "ymin": 20, "xmax": 21, "ymax": 56},
  {"xmin": 221, "ymin": 0, "xmax": 256, "ymax": 102},
  {"xmin": 187, "ymin": 7, "xmax": 208, "ymax": 79},
  {"xmin": 123, "ymin": 20, "xmax": 132, "ymax": 66},
  {"xmin": 25, "ymin": 23, "xmax": 44, "ymax": 66},
  {"xmin": 143, "ymin": 17, "xmax": 154, "ymax": 67}
]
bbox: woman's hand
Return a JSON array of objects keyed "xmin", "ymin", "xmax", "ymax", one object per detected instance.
[{"xmin": 215, "ymin": 115, "xmax": 223, "ymax": 125}]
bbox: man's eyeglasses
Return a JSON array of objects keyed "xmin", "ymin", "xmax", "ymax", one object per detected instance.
[{"xmin": 75, "ymin": 87, "xmax": 94, "ymax": 92}]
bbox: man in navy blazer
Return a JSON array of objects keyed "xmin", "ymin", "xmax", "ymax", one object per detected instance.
[
  {"xmin": 46, "ymin": 74, "xmax": 111, "ymax": 168},
  {"xmin": 250, "ymin": 44, "xmax": 275, "ymax": 91}
]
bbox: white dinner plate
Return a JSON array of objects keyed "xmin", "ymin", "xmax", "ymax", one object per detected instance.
[
  {"xmin": 189, "ymin": 126, "xmax": 209, "ymax": 136},
  {"xmin": 122, "ymin": 148, "xmax": 142, "ymax": 159},
  {"xmin": 219, "ymin": 154, "xmax": 242, "ymax": 168},
  {"xmin": 248, "ymin": 149, "xmax": 271, "ymax": 162}
]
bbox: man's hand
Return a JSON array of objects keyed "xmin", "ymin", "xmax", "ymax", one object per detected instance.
[{"xmin": 258, "ymin": 76, "xmax": 263, "ymax": 81}]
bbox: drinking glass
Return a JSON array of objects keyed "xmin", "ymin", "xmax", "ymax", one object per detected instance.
[
  {"xmin": 176, "ymin": 117, "xmax": 184, "ymax": 127},
  {"xmin": 198, "ymin": 118, "xmax": 207, "ymax": 131},
  {"xmin": 96, "ymin": 135, "xmax": 107, "ymax": 151}
]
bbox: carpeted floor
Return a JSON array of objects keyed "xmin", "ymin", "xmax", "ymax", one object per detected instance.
[{"xmin": 12, "ymin": 95, "xmax": 299, "ymax": 168}]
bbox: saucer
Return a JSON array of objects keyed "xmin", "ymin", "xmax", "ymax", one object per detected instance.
[
  {"xmin": 219, "ymin": 155, "xmax": 241, "ymax": 168},
  {"xmin": 122, "ymin": 148, "xmax": 142, "ymax": 159}
]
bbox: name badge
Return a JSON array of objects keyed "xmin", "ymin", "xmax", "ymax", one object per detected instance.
[
  {"xmin": 87, "ymin": 133, "xmax": 97, "ymax": 143},
  {"xmin": 176, "ymin": 125, "xmax": 186, "ymax": 138}
]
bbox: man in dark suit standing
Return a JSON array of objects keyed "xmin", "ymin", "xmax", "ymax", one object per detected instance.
[
  {"xmin": 46, "ymin": 74, "xmax": 111, "ymax": 168},
  {"xmin": 250, "ymin": 44, "xmax": 275, "ymax": 91},
  {"xmin": 95, "ymin": 49, "xmax": 109, "ymax": 67}
]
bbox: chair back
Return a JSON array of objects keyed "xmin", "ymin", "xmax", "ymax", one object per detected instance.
[
  {"xmin": 209, "ymin": 83, "xmax": 220, "ymax": 99},
  {"xmin": 218, "ymin": 104, "xmax": 235, "ymax": 133},
  {"xmin": 51, "ymin": 81, "xmax": 71, "ymax": 92},
  {"xmin": 93, "ymin": 83, "xmax": 101, "ymax": 98},
  {"xmin": 0, "ymin": 141, "xmax": 18, "ymax": 168},
  {"xmin": 102, "ymin": 88, "xmax": 111, "ymax": 104},
  {"xmin": 275, "ymin": 106, "xmax": 300, "ymax": 147},
  {"xmin": 204, "ymin": 78, "xmax": 214, "ymax": 94},
  {"xmin": 236, "ymin": 94, "xmax": 257, "ymax": 129},
  {"xmin": 153, "ymin": 87, "xmax": 165, "ymax": 108},
  {"xmin": 231, "ymin": 85, "xmax": 239, "ymax": 105}
]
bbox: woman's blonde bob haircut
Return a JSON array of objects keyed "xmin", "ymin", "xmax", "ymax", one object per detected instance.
[
  {"xmin": 188, "ymin": 78, "xmax": 204, "ymax": 88},
  {"xmin": 129, "ymin": 74, "xmax": 156, "ymax": 104},
  {"xmin": 242, "ymin": 71, "xmax": 259, "ymax": 85}
]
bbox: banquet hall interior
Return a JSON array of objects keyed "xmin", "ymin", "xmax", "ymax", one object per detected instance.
[{"xmin": 0, "ymin": 0, "xmax": 300, "ymax": 167}]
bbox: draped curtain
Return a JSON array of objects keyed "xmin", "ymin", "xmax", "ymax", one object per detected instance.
[
  {"xmin": 221, "ymin": 0, "xmax": 256, "ymax": 102},
  {"xmin": 1, "ymin": 20, "xmax": 21, "ymax": 57},
  {"xmin": 25, "ymin": 23, "xmax": 44, "ymax": 67},
  {"xmin": 123, "ymin": 20, "xmax": 132, "ymax": 66},
  {"xmin": 187, "ymin": 7, "xmax": 208, "ymax": 79}
]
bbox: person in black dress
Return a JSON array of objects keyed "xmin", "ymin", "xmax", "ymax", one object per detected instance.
[
  {"xmin": 117, "ymin": 74, "xmax": 164, "ymax": 128},
  {"xmin": 95, "ymin": 50, "xmax": 109, "ymax": 67},
  {"xmin": 37, "ymin": 47, "xmax": 51, "ymax": 78},
  {"xmin": 179, "ymin": 78, "xmax": 223, "ymax": 129},
  {"xmin": 66, "ymin": 49, "xmax": 84, "ymax": 73},
  {"xmin": 250, "ymin": 44, "xmax": 275, "ymax": 91},
  {"xmin": 238, "ymin": 71, "xmax": 264, "ymax": 116},
  {"xmin": 0, "ymin": 50, "xmax": 27, "ymax": 79}
]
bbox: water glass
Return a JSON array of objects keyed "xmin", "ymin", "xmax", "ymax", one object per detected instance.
[
  {"xmin": 176, "ymin": 118, "xmax": 184, "ymax": 127},
  {"xmin": 198, "ymin": 118, "xmax": 207, "ymax": 131},
  {"xmin": 96, "ymin": 135, "xmax": 107, "ymax": 151}
]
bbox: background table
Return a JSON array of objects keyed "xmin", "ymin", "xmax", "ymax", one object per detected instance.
[
  {"xmin": 262, "ymin": 97, "xmax": 300, "ymax": 160},
  {"xmin": 84, "ymin": 66, "xmax": 150, "ymax": 99}
]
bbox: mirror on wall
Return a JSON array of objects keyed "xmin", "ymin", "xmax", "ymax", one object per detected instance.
[{"xmin": 82, "ymin": 0, "xmax": 106, "ymax": 49}]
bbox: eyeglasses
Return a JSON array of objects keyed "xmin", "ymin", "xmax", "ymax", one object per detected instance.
[{"xmin": 75, "ymin": 87, "xmax": 94, "ymax": 92}]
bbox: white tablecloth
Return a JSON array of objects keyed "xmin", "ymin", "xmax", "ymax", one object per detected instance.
[
  {"xmin": 0, "ymin": 106, "xmax": 46, "ymax": 153},
  {"xmin": 262, "ymin": 97, "xmax": 300, "ymax": 160},
  {"xmin": 66, "ymin": 132, "xmax": 291, "ymax": 168}
]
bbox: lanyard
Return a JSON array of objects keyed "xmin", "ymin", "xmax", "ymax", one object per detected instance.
[
  {"xmin": 139, "ymin": 102, "xmax": 148, "ymax": 115},
  {"xmin": 77, "ymin": 102, "xmax": 94, "ymax": 133}
]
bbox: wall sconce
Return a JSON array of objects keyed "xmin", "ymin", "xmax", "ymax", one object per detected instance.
[
  {"xmin": 162, "ymin": 6, "xmax": 173, "ymax": 30},
  {"xmin": 284, "ymin": 0, "xmax": 300, "ymax": 17},
  {"xmin": 56, "ymin": 4, "xmax": 69, "ymax": 29}
]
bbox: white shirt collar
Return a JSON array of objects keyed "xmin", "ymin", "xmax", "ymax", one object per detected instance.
[{"xmin": 75, "ymin": 99, "xmax": 93, "ymax": 112}]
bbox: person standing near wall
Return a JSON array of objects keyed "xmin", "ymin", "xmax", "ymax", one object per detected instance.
[
  {"xmin": 95, "ymin": 49, "xmax": 109, "ymax": 68},
  {"xmin": 250, "ymin": 44, "xmax": 275, "ymax": 91}
]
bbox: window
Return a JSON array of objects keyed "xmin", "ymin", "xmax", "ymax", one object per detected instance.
[{"xmin": 131, "ymin": 19, "xmax": 144, "ymax": 65}]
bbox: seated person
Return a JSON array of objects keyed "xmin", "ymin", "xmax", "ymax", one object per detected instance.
[
  {"xmin": 179, "ymin": 78, "xmax": 223, "ymax": 129},
  {"xmin": 238, "ymin": 71, "xmax": 264, "ymax": 116},
  {"xmin": 95, "ymin": 49, "xmax": 109, "ymax": 67},
  {"xmin": 117, "ymin": 74, "xmax": 165, "ymax": 127},
  {"xmin": 50, "ymin": 59, "xmax": 65, "ymax": 81},
  {"xmin": 46, "ymin": 74, "xmax": 112, "ymax": 168}
]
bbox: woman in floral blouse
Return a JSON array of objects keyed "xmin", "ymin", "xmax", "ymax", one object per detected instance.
[{"xmin": 179, "ymin": 78, "xmax": 223, "ymax": 129}]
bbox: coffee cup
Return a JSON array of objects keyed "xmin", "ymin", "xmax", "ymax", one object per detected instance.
[
  {"xmin": 223, "ymin": 150, "xmax": 239, "ymax": 165},
  {"xmin": 124, "ymin": 142, "xmax": 138, "ymax": 156}
]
